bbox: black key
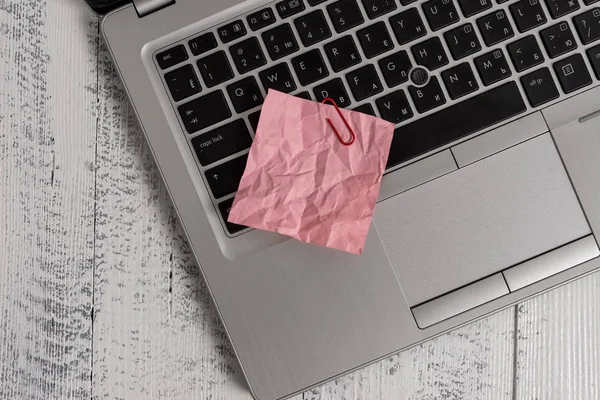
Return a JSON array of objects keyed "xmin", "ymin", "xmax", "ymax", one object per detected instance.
[
  {"xmin": 362, "ymin": 0, "xmax": 397, "ymax": 19},
  {"xmin": 422, "ymin": 0, "xmax": 460, "ymax": 31},
  {"xmin": 379, "ymin": 51, "xmax": 412, "ymax": 87},
  {"xmin": 354, "ymin": 103, "xmax": 376, "ymax": 116},
  {"xmin": 277, "ymin": 0, "xmax": 306, "ymax": 18},
  {"xmin": 191, "ymin": 119, "xmax": 253, "ymax": 166},
  {"xmin": 477, "ymin": 10, "xmax": 515, "ymax": 46},
  {"xmin": 308, "ymin": 0, "xmax": 328, "ymax": 4},
  {"xmin": 389, "ymin": 8, "xmax": 428, "ymax": 45},
  {"xmin": 259, "ymin": 63, "xmax": 297, "ymax": 93},
  {"xmin": 230, "ymin": 38, "xmax": 267, "ymax": 74},
  {"xmin": 573, "ymin": 8, "xmax": 600, "ymax": 45},
  {"xmin": 197, "ymin": 51, "xmax": 235, "ymax": 88},
  {"xmin": 178, "ymin": 91, "xmax": 231, "ymax": 134},
  {"xmin": 400, "ymin": 0, "xmax": 418, "ymax": 4},
  {"xmin": 247, "ymin": 8, "xmax": 277, "ymax": 31},
  {"xmin": 294, "ymin": 10, "xmax": 332, "ymax": 47},
  {"xmin": 227, "ymin": 77, "xmax": 264, "ymax": 113},
  {"xmin": 510, "ymin": 0, "xmax": 547, "ymax": 33},
  {"xmin": 585, "ymin": 0, "xmax": 600, "ymax": 4},
  {"xmin": 157, "ymin": 45, "xmax": 188, "ymax": 70},
  {"xmin": 444, "ymin": 23, "xmax": 482, "ymax": 60},
  {"xmin": 541, "ymin": 22, "xmax": 578, "ymax": 59},
  {"xmin": 553, "ymin": 53, "xmax": 592, "ymax": 93},
  {"xmin": 346, "ymin": 65, "xmax": 384, "ymax": 101},
  {"xmin": 458, "ymin": 0, "xmax": 492, "ymax": 17},
  {"xmin": 189, "ymin": 33, "xmax": 217, "ymax": 56},
  {"xmin": 313, "ymin": 78, "xmax": 352, "ymax": 107},
  {"xmin": 545, "ymin": 0, "xmax": 580, "ymax": 19},
  {"xmin": 324, "ymin": 36, "xmax": 362, "ymax": 72},
  {"xmin": 218, "ymin": 20, "xmax": 247, "ymax": 44},
  {"xmin": 262, "ymin": 24, "xmax": 300, "ymax": 60},
  {"xmin": 508, "ymin": 35, "xmax": 544, "ymax": 72},
  {"xmin": 497, "ymin": 0, "xmax": 510, "ymax": 3},
  {"xmin": 327, "ymin": 0, "xmax": 365, "ymax": 33},
  {"xmin": 165, "ymin": 64, "xmax": 202, "ymax": 102},
  {"xmin": 357, "ymin": 22, "xmax": 395, "ymax": 58},
  {"xmin": 475, "ymin": 49, "xmax": 512, "ymax": 86},
  {"xmin": 411, "ymin": 37, "xmax": 449, "ymax": 71},
  {"xmin": 376, "ymin": 90, "xmax": 413, "ymax": 124},
  {"xmin": 520, "ymin": 67, "xmax": 559, "ymax": 107},
  {"xmin": 292, "ymin": 49, "xmax": 330, "ymax": 86},
  {"xmin": 205, "ymin": 154, "xmax": 249, "ymax": 199},
  {"xmin": 249, "ymin": 111, "xmax": 261, "ymax": 133},
  {"xmin": 441, "ymin": 62, "xmax": 479, "ymax": 99},
  {"xmin": 409, "ymin": 77, "xmax": 446, "ymax": 113},
  {"xmin": 587, "ymin": 44, "xmax": 600, "ymax": 78},
  {"xmin": 387, "ymin": 82, "xmax": 526, "ymax": 168},
  {"xmin": 295, "ymin": 91, "xmax": 313, "ymax": 100},
  {"xmin": 218, "ymin": 198, "xmax": 247, "ymax": 235}
]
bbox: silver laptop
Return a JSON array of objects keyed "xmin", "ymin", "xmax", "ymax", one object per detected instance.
[{"xmin": 87, "ymin": 0, "xmax": 600, "ymax": 398}]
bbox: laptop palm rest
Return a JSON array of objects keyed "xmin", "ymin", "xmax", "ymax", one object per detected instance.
[{"xmin": 374, "ymin": 133, "xmax": 594, "ymax": 326}]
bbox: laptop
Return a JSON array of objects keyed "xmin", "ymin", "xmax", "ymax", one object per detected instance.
[{"xmin": 86, "ymin": 0, "xmax": 600, "ymax": 398}]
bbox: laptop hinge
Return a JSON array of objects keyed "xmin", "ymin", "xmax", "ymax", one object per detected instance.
[{"xmin": 132, "ymin": 0, "xmax": 175, "ymax": 17}]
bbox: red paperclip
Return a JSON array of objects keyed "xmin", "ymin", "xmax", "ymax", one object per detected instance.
[{"xmin": 322, "ymin": 98, "xmax": 356, "ymax": 146}]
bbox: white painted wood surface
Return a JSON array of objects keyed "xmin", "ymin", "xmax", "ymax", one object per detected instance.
[{"xmin": 0, "ymin": 1, "xmax": 596, "ymax": 399}]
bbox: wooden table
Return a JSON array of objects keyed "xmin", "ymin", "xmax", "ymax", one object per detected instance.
[{"xmin": 1, "ymin": 1, "xmax": 599, "ymax": 399}]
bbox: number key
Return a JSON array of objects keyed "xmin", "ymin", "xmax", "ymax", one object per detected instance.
[
  {"xmin": 540, "ymin": 22, "xmax": 578, "ymax": 59},
  {"xmin": 230, "ymin": 38, "xmax": 267, "ymax": 74},
  {"xmin": 327, "ymin": 0, "xmax": 365, "ymax": 33},
  {"xmin": 361, "ymin": 0, "xmax": 397, "ymax": 19},
  {"xmin": 573, "ymin": 8, "xmax": 600, "ymax": 45},
  {"xmin": 294, "ymin": 10, "xmax": 332, "ymax": 47},
  {"xmin": 262, "ymin": 24, "xmax": 300, "ymax": 60},
  {"xmin": 197, "ymin": 51, "xmax": 235, "ymax": 88}
]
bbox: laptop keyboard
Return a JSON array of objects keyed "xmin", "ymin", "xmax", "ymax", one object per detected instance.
[{"xmin": 155, "ymin": 0, "xmax": 600, "ymax": 236}]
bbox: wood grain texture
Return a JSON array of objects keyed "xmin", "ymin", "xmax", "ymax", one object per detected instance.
[
  {"xmin": 516, "ymin": 272, "xmax": 600, "ymax": 400},
  {"xmin": 0, "ymin": 0, "xmax": 97, "ymax": 398}
]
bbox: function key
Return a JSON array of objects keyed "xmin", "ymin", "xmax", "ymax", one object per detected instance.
[
  {"xmin": 262, "ymin": 24, "xmax": 300, "ymax": 60},
  {"xmin": 475, "ymin": 49, "xmax": 512, "ymax": 86},
  {"xmin": 191, "ymin": 119, "xmax": 253, "ymax": 166},
  {"xmin": 422, "ymin": 0, "xmax": 460, "ymax": 31},
  {"xmin": 165, "ymin": 64, "xmax": 201, "ymax": 102},
  {"xmin": 587, "ymin": 44, "xmax": 600, "ymax": 78},
  {"xmin": 205, "ymin": 154, "xmax": 249, "ymax": 199},
  {"xmin": 218, "ymin": 198, "xmax": 247, "ymax": 235},
  {"xmin": 292, "ymin": 49, "xmax": 330, "ymax": 85},
  {"xmin": 411, "ymin": 37, "xmax": 449, "ymax": 71},
  {"xmin": 444, "ymin": 23, "xmax": 482, "ymax": 60},
  {"xmin": 378, "ymin": 51, "xmax": 412, "ymax": 87},
  {"xmin": 545, "ymin": 0, "xmax": 579, "ymax": 19},
  {"xmin": 540, "ymin": 22, "xmax": 578, "ymax": 59},
  {"xmin": 259, "ymin": 63, "xmax": 297, "ymax": 93},
  {"xmin": 247, "ymin": 8, "xmax": 277, "ymax": 31},
  {"xmin": 229, "ymin": 37, "xmax": 267, "ymax": 74},
  {"xmin": 313, "ymin": 78, "xmax": 352, "ymax": 107},
  {"xmin": 520, "ymin": 67, "xmax": 559, "ymax": 107},
  {"xmin": 178, "ymin": 90, "xmax": 231, "ymax": 134},
  {"xmin": 477, "ymin": 10, "xmax": 514, "ymax": 46},
  {"xmin": 189, "ymin": 33, "xmax": 217, "ymax": 56},
  {"xmin": 327, "ymin": 0, "xmax": 365, "ymax": 33},
  {"xmin": 389, "ymin": 8, "xmax": 428, "ymax": 45},
  {"xmin": 294, "ymin": 10, "xmax": 332, "ymax": 47},
  {"xmin": 156, "ymin": 45, "xmax": 188, "ymax": 70},
  {"xmin": 346, "ymin": 64, "xmax": 384, "ymax": 101},
  {"xmin": 276, "ymin": 0, "xmax": 306, "ymax": 18},
  {"xmin": 357, "ymin": 22, "xmax": 395, "ymax": 59},
  {"xmin": 197, "ymin": 51, "xmax": 235, "ymax": 88},
  {"xmin": 362, "ymin": 0, "xmax": 397, "ymax": 19},
  {"xmin": 510, "ymin": 0, "xmax": 547, "ymax": 33},
  {"xmin": 507, "ymin": 35, "xmax": 544, "ymax": 72},
  {"xmin": 441, "ymin": 62, "xmax": 479, "ymax": 100},
  {"xmin": 376, "ymin": 90, "xmax": 413, "ymax": 123},
  {"xmin": 553, "ymin": 53, "xmax": 592, "ymax": 93},
  {"xmin": 573, "ymin": 8, "xmax": 600, "ymax": 45},
  {"xmin": 324, "ymin": 35, "xmax": 362, "ymax": 72},
  {"xmin": 408, "ymin": 77, "xmax": 446, "ymax": 113},
  {"xmin": 457, "ymin": 0, "xmax": 492, "ymax": 17},
  {"xmin": 226, "ymin": 77, "xmax": 264, "ymax": 113},
  {"xmin": 218, "ymin": 20, "xmax": 246, "ymax": 44}
]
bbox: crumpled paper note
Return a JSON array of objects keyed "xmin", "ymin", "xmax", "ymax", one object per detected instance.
[{"xmin": 228, "ymin": 90, "xmax": 395, "ymax": 254}]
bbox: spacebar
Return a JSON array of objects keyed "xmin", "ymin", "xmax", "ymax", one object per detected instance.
[{"xmin": 386, "ymin": 82, "xmax": 526, "ymax": 169}]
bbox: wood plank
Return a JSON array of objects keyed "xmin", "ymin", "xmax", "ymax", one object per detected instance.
[
  {"xmin": 0, "ymin": 0, "xmax": 97, "ymax": 398},
  {"xmin": 516, "ymin": 272, "xmax": 600, "ymax": 400}
]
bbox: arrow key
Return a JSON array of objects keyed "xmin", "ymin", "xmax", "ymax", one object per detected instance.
[
  {"xmin": 508, "ymin": 35, "xmax": 544, "ymax": 72},
  {"xmin": 206, "ymin": 154, "xmax": 249, "ymax": 199},
  {"xmin": 520, "ymin": 67, "xmax": 559, "ymax": 107}
]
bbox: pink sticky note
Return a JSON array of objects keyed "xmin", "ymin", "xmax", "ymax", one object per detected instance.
[{"xmin": 228, "ymin": 90, "xmax": 395, "ymax": 254}]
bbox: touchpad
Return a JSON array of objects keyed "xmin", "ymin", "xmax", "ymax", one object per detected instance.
[{"xmin": 373, "ymin": 134, "xmax": 591, "ymax": 307}]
